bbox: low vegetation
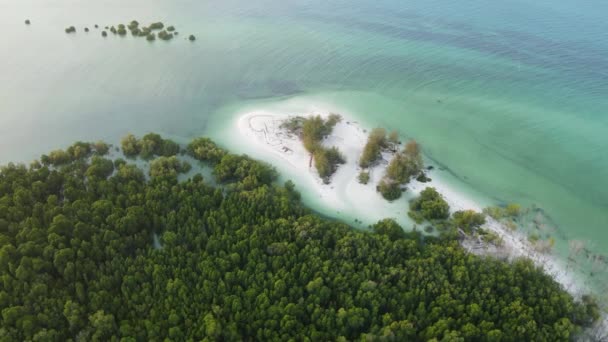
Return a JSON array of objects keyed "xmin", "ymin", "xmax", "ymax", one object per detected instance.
[
  {"xmin": 377, "ymin": 140, "xmax": 424, "ymax": 200},
  {"xmin": 60, "ymin": 20, "xmax": 196, "ymax": 43},
  {"xmin": 358, "ymin": 171, "xmax": 370, "ymax": 184},
  {"xmin": 283, "ymin": 114, "xmax": 346, "ymax": 183},
  {"xmin": 408, "ymin": 187, "xmax": 450, "ymax": 223},
  {"xmin": 359, "ymin": 128, "xmax": 388, "ymax": 168}
]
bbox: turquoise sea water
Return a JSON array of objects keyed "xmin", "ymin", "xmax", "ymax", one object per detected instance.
[{"xmin": 1, "ymin": 1, "xmax": 607, "ymax": 296}]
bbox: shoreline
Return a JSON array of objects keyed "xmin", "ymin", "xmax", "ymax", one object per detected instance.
[{"xmin": 233, "ymin": 108, "xmax": 587, "ymax": 298}]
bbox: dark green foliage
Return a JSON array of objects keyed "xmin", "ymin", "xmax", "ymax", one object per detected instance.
[
  {"xmin": 138, "ymin": 133, "xmax": 180, "ymax": 159},
  {"xmin": 377, "ymin": 179, "xmax": 402, "ymax": 201},
  {"xmin": 213, "ymin": 154, "xmax": 278, "ymax": 189},
  {"xmin": 146, "ymin": 33, "xmax": 155, "ymax": 41},
  {"xmin": 187, "ymin": 137, "xmax": 227, "ymax": 163},
  {"xmin": 120, "ymin": 133, "xmax": 180, "ymax": 159},
  {"xmin": 371, "ymin": 218, "xmax": 406, "ymax": 241},
  {"xmin": 92, "ymin": 141, "xmax": 110, "ymax": 156},
  {"xmin": 378, "ymin": 140, "xmax": 424, "ymax": 201},
  {"xmin": 301, "ymin": 115, "xmax": 340, "ymax": 152},
  {"xmin": 188, "ymin": 34, "xmax": 196, "ymax": 41},
  {"xmin": 314, "ymin": 146, "xmax": 346, "ymax": 183},
  {"xmin": 149, "ymin": 156, "xmax": 191, "ymax": 178},
  {"xmin": 0, "ymin": 136, "xmax": 597, "ymax": 341},
  {"xmin": 25, "ymin": 19, "xmax": 30, "ymax": 25},
  {"xmin": 40, "ymin": 142, "xmax": 97, "ymax": 167},
  {"xmin": 101, "ymin": 31, "xmax": 107, "ymax": 37},
  {"xmin": 166, "ymin": 25, "xmax": 175, "ymax": 32},
  {"xmin": 452, "ymin": 210, "xmax": 486, "ymax": 233},
  {"xmin": 409, "ymin": 187, "xmax": 450, "ymax": 222},
  {"xmin": 157, "ymin": 30, "xmax": 173, "ymax": 41},
  {"xmin": 84, "ymin": 27, "xmax": 89, "ymax": 32},
  {"xmin": 358, "ymin": 171, "xmax": 370, "ymax": 184},
  {"xmin": 149, "ymin": 22, "xmax": 164, "ymax": 30},
  {"xmin": 117, "ymin": 26, "xmax": 127, "ymax": 36},
  {"xmin": 65, "ymin": 26, "xmax": 76, "ymax": 33},
  {"xmin": 296, "ymin": 115, "xmax": 345, "ymax": 182},
  {"xmin": 120, "ymin": 134, "xmax": 140, "ymax": 157}
]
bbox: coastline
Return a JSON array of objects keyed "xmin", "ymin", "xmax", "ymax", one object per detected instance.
[{"xmin": 232, "ymin": 107, "xmax": 588, "ymax": 299}]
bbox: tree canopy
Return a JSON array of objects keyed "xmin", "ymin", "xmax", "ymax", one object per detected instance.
[{"xmin": 0, "ymin": 135, "xmax": 598, "ymax": 341}]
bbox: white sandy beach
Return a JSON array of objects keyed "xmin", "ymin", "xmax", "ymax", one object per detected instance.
[{"xmin": 233, "ymin": 108, "xmax": 587, "ymax": 299}]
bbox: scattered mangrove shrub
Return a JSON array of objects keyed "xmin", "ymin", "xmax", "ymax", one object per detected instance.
[
  {"xmin": 149, "ymin": 22, "xmax": 164, "ymax": 30},
  {"xmin": 65, "ymin": 26, "xmax": 76, "ymax": 33},
  {"xmin": 377, "ymin": 179, "xmax": 402, "ymax": 201},
  {"xmin": 452, "ymin": 210, "xmax": 486, "ymax": 233},
  {"xmin": 359, "ymin": 127, "xmax": 388, "ymax": 168},
  {"xmin": 158, "ymin": 30, "xmax": 173, "ymax": 41},
  {"xmin": 358, "ymin": 171, "xmax": 370, "ymax": 184},
  {"xmin": 408, "ymin": 187, "xmax": 450, "ymax": 223}
]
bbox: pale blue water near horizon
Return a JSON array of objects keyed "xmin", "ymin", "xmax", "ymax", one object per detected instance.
[{"xmin": 1, "ymin": 0, "xmax": 607, "ymax": 297}]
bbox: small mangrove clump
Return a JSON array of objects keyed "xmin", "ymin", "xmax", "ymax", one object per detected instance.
[
  {"xmin": 158, "ymin": 30, "xmax": 173, "ymax": 41},
  {"xmin": 149, "ymin": 22, "xmax": 164, "ymax": 30},
  {"xmin": 25, "ymin": 19, "xmax": 31, "ymax": 25},
  {"xmin": 64, "ymin": 19, "xmax": 189, "ymax": 44},
  {"xmin": 358, "ymin": 171, "xmax": 370, "ymax": 185},
  {"xmin": 117, "ymin": 24, "xmax": 127, "ymax": 36},
  {"xmin": 377, "ymin": 140, "xmax": 424, "ymax": 201}
]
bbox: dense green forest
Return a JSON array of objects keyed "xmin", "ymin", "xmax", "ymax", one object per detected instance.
[{"xmin": 0, "ymin": 135, "xmax": 599, "ymax": 341}]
